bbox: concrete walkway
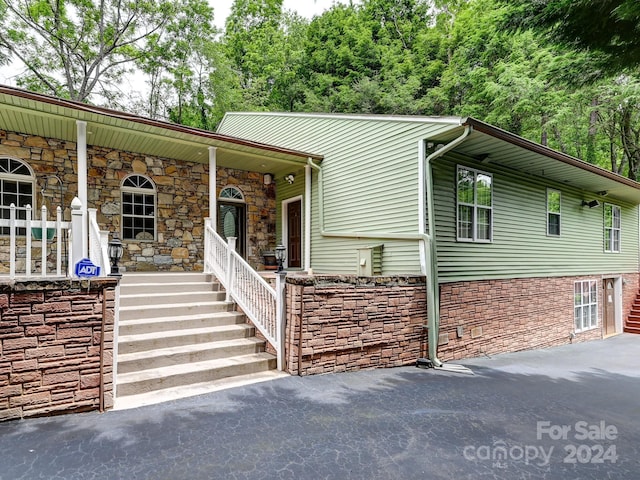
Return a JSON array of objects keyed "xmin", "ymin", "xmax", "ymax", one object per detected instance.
[{"xmin": 1, "ymin": 334, "xmax": 639, "ymax": 479}]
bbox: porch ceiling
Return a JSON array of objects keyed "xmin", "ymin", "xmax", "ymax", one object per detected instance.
[
  {"xmin": 428, "ymin": 118, "xmax": 640, "ymax": 205},
  {"xmin": 0, "ymin": 85, "xmax": 322, "ymax": 173}
]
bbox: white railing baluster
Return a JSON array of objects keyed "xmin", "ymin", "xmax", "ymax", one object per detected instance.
[
  {"xmin": 41, "ymin": 205, "xmax": 47, "ymax": 278},
  {"xmin": 25, "ymin": 205, "xmax": 32, "ymax": 277},
  {"xmin": 9, "ymin": 203, "xmax": 16, "ymax": 279}
]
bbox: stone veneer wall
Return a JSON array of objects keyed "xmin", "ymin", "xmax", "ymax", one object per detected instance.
[
  {"xmin": 437, "ymin": 274, "xmax": 639, "ymax": 361},
  {"xmin": 282, "ymin": 273, "xmax": 637, "ymax": 376},
  {"xmin": 284, "ymin": 275, "xmax": 428, "ymax": 375},
  {"xmin": 0, "ymin": 278, "xmax": 117, "ymax": 422},
  {"xmin": 0, "ymin": 129, "xmax": 276, "ymax": 272}
]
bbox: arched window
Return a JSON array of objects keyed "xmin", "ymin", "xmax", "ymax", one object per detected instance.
[
  {"xmin": 219, "ymin": 186, "xmax": 245, "ymax": 202},
  {"xmin": 121, "ymin": 174, "xmax": 156, "ymax": 240},
  {"xmin": 1, "ymin": 158, "xmax": 35, "ymax": 235}
]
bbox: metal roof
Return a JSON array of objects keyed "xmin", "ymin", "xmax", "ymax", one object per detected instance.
[{"xmin": 0, "ymin": 85, "xmax": 322, "ymax": 174}]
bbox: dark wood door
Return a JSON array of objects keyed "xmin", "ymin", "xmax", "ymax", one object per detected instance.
[
  {"xmin": 604, "ymin": 278, "xmax": 616, "ymax": 335},
  {"xmin": 218, "ymin": 202, "xmax": 246, "ymax": 257},
  {"xmin": 287, "ymin": 200, "xmax": 302, "ymax": 268}
]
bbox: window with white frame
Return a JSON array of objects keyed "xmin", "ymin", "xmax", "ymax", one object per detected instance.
[
  {"xmin": 604, "ymin": 203, "xmax": 621, "ymax": 253},
  {"xmin": 0, "ymin": 157, "xmax": 34, "ymax": 235},
  {"xmin": 547, "ymin": 189, "xmax": 561, "ymax": 236},
  {"xmin": 574, "ymin": 280, "xmax": 598, "ymax": 332},
  {"xmin": 121, "ymin": 175, "xmax": 156, "ymax": 240},
  {"xmin": 457, "ymin": 165, "xmax": 493, "ymax": 242}
]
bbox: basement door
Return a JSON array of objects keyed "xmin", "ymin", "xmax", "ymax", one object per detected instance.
[
  {"xmin": 284, "ymin": 198, "xmax": 302, "ymax": 268},
  {"xmin": 604, "ymin": 278, "xmax": 616, "ymax": 335}
]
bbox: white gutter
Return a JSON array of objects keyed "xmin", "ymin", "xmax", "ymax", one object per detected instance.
[{"xmin": 306, "ymin": 124, "xmax": 472, "ymax": 367}]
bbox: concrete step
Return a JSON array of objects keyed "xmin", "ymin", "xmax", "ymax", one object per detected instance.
[
  {"xmin": 122, "ymin": 281, "xmax": 220, "ymax": 295},
  {"xmin": 119, "ymin": 311, "xmax": 246, "ymax": 335},
  {"xmin": 116, "ymin": 352, "xmax": 277, "ymax": 397},
  {"xmin": 118, "ymin": 324, "xmax": 256, "ymax": 354},
  {"xmin": 113, "ymin": 370, "xmax": 288, "ymax": 410},
  {"xmin": 119, "ymin": 301, "xmax": 233, "ymax": 321},
  {"xmin": 624, "ymin": 325, "xmax": 640, "ymax": 334},
  {"xmin": 120, "ymin": 290, "xmax": 226, "ymax": 307},
  {"xmin": 117, "ymin": 337, "xmax": 266, "ymax": 374},
  {"xmin": 121, "ymin": 272, "xmax": 212, "ymax": 285}
]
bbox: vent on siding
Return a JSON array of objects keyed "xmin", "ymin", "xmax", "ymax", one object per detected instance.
[{"xmin": 357, "ymin": 244, "xmax": 384, "ymax": 276}]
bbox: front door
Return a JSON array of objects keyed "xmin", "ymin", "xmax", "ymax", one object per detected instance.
[
  {"xmin": 218, "ymin": 202, "xmax": 246, "ymax": 257},
  {"xmin": 287, "ymin": 199, "xmax": 302, "ymax": 268},
  {"xmin": 604, "ymin": 278, "xmax": 616, "ymax": 335}
]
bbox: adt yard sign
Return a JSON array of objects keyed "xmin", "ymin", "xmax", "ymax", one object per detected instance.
[{"xmin": 75, "ymin": 258, "xmax": 101, "ymax": 278}]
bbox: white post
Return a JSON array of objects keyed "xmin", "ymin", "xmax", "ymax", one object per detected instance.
[
  {"xmin": 70, "ymin": 197, "xmax": 84, "ymax": 275},
  {"xmin": 225, "ymin": 236, "xmax": 236, "ymax": 302},
  {"xmin": 209, "ymin": 147, "xmax": 217, "ymax": 229},
  {"xmin": 204, "ymin": 218, "xmax": 212, "ymax": 274},
  {"xmin": 275, "ymin": 271, "xmax": 287, "ymax": 371},
  {"xmin": 304, "ymin": 163, "xmax": 312, "ymax": 272},
  {"xmin": 76, "ymin": 120, "xmax": 88, "ymax": 258},
  {"xmin": 40, "ymin": 205, "xmax": 47, "ymax": 277}
]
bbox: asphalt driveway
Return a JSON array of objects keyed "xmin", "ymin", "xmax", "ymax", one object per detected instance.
[{"xmin": 1, "ymin": 334, "xmax": 639, "ymax": 479}]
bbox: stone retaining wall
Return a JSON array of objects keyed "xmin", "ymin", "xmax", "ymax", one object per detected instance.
[
  {"xmin": 282, "ymin": 273, "xmax": 636, "ymax": 375},
  {"xmin": 0, "ymin": 278, "xmax": 117, "ymax": 421},
  {"xmin": 284, "ymin": 275, "xmax": 428, "ymax": 375}
]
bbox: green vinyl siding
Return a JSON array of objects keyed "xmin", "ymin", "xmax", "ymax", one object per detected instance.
[
  {"xmin": 434, "ymin": 154, "xmax": 640, "ymax": 282},
  {"xmin": 220, "ymin": 113, "xmax": 457, "ymax": 274}
]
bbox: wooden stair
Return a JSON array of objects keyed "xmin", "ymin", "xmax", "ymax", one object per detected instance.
[
  {"xmin": 114, "ymin": 272, "xmax": 284, "ymax": 409},
  {"xmin": 625, "ymin": 290, "xmax": 640, "ymax": 334}
]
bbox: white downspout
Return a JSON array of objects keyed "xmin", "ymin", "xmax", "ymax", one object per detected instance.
[
  {"xmin": 76, "ymin": 120, "xmax": 88, "ymax": 258},
  {"xmin": 307, "ymin": 125, "xmax": 472, "ymax": 367},
  {"xmin": 304, "ymin": 162, "xmax": 312, "ymax": 272},
  {"xmin": 423, "ymin": 126, "xmax": 473, "ymax": 367}
]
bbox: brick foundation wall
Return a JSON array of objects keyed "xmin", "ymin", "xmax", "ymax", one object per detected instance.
[
  {"xmin": 282, "ymin": 273, "xmax": 638, "ymax": 376},
  {"xmin": 0, "ymin": 278, "xmax": 117, "ymax": 422},
  {"xmin": 284, "ymin": 275, "xmax": 428, "ymax": 375},
  {"xmin": 437, "ymin": 273, "xmax": 639, "ymax": 361}
]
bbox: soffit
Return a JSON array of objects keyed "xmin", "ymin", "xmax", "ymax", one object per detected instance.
[
  {"xmin": 0, "ymin": 86, "xmax": 321, "ymax": 173},
  {"xmin": 428, "ymin": 120, "xmax": 640, "ymax": 205}
]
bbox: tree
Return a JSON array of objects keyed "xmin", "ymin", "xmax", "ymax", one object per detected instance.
[
  {"xmin": 506, "ymin": 0, "xmax": 640, "ymax": 74},
  {"xmin": 0, "ymin": 0, "xmax": 176, "ymax": 103}
]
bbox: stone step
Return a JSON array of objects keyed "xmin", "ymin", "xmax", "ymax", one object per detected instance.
[
  {"xmin": 623, "ymin": 325, "xmax": 640, "ymax": 334},
  {"xmin": 113, "ymin": 370, "xmax": 288, "ymax": 410},
  {"xmin": 625, "ymin": 318, "xmax": 640, "ymax": 327},
  {"xmin": 120, "ymin": 290, "xmax": 226, "ymax": 307},
  {"xmin": 119, "ymin": 311, "xmax": 246, "ymax": 335},
  {"xmin": 118, "ymin": 324, "xmax": 255, "ymax": 354},
  {"xmin": 117, "ymin": 337, "xmax": 266, "ymax": 374},
  {"xmin": 116, "ymin": 352, "xmax": 277, "ymax": 397},
  {"xmin": 122, "ymin": 281, "xmax": 220, "ymax": 295},
  {"xmin": 119, "ymin": 301, "xmax": 233, "ymax": 321}
]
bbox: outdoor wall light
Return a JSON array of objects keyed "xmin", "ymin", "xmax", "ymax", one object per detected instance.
[
  {"xmin": 263, "ymin": 173, "xmax": 273, "ymax": 185},
  {"xmin": 275, "ymin": 244, "xmax": 286, "ymax": 272},
  {"xmin": 108, "ymin": 233, "xmax": 124, "ymax": 276},
  {"xmin": 284, "ymin": 173, "xmax": 295, "ymax": 184},
  {"xmin": 581, "ymin": 199, "xmax": 600, "ymax": 208}
]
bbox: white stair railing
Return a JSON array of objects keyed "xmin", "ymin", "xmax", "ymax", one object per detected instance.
[{"xmin": 204, "ymin": 218, "xmax": 286, "ymax": 370}]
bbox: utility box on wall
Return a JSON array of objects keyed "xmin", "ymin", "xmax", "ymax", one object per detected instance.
[{"xmin": 357, "ymin": 244, "xmax": 384, "ymax": 276}]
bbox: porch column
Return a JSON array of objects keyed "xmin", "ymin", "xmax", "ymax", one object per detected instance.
[
  {"xmin": 76, "ymin": 120, "xmax": 88, "ymax": 257},
  {"xmin": 209, "ymin": 147, "xmax": 217, "ymax": 229},
  {"xmin": 304, "ymin": 162, "xmax": 312, "ymax": 272}
]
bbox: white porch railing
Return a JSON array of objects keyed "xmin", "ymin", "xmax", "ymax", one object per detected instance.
[
  {"xmin": 1, "ymin": 198, "xmax": 111, "ymax": 279},
  {"xmin": 0, "ymin": 203, "xmax": 71, "ymax": 279},
  {"xmin": 204, "ymin": 218, "xmax": 286, "ymax": 371}
]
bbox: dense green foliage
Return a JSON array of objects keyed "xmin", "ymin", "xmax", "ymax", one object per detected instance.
[{"xmin": 1, "ymin": 0, "xmax": 639, "ymax": 178}]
